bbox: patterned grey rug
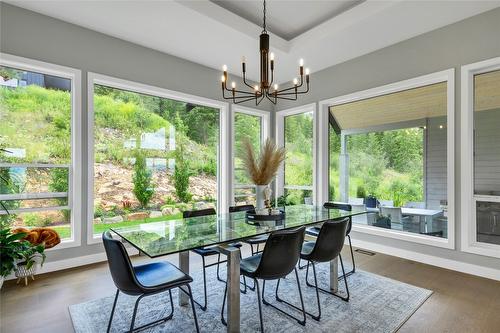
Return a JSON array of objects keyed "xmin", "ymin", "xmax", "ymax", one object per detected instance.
[{"xmin": 69, "ymin": 262, "xmax": 432, "ymax": 333}]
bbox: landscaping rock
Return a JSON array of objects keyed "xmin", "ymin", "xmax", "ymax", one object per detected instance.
[
  {"xmin": 127, "ymin": 212, "xmax": 149, "ymax": 221},
  {"xmin": 103, "ymin": 216, "xmax": 123, "ymax": 224},
  {"xmin": 149, "ymin": 211, "xmax": 162, "ymax": 218},
  {"xmin": 194, "ymin": 202, "xmax": 207, "ymax": 210},
  {"xmin": 93, "ymin": 217, "xmax": 102, "ymax": 224},
  {"xmin": 162, "ymin": 207, "xmax": 174, "ymax": 216}
]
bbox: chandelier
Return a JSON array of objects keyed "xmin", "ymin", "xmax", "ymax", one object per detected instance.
[{"xmin": 220, "ymin": 0, "xmax": 310, "ymax": 105}]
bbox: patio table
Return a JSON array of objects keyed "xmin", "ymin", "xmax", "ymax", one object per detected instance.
[{"xmin": 111, "ymin": 204, "xmax": 367, "ymax": 333}]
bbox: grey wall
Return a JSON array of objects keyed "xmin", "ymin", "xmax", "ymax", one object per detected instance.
[
  {"xmin": 425, "ymin": 116, "xmax": 447, "ymax": 210},
  {"xmin": 2, "ymin": 3, "xmax": 500, "ymax": 273},
  {"xmin": 0, "ymin": 3, "xmax": 272, "ymax": 262},
  {"xmin": 274, "ymin": 7, "xmax": 500, "ymax": 271}
]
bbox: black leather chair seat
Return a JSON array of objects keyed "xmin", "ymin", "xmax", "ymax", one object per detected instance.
[
  {"xmin": 135, "ymin": 262, "xmax": 193, "ymax": 290},
  {"xmin": 244, "ymin": 234, "xmax": 269, "ymax": 244},
  {"xmin": 300, "ymin": 241, "xmax": 315, "ymax": 257},
  {"xmin": 192, "ymin": 243, "xmax": 242, "ymax": 256},
  {"xmin": 305, "ymin": 227, "xmax": 320, "ymax": 237},
  {"xmin": 240, "ymin": 254, "xmax": 262, "ymax": 277}
]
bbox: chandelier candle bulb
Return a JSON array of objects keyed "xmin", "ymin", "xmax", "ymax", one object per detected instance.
[
  {"xmin": 305, "ymin": 68, "xmax": 310, "ymax": 75},
  {"xmin": 270, "ymin": 52, "xmax": 275, "ymax": 61},
  {"xmin": 274, "ymin": 84, "xmax": 278, "ymax": 91},
  {"xmin": 299, "ymin": 58, "xmax": 304, "ymax": 67},
  {"xmin": 293, "ymin": 78, "xmax": 298, "ymax": 85}
]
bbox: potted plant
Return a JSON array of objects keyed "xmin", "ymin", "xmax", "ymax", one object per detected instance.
[
  {"xmin": 241, "ymin": 138, "xmax": 285, "ymax": 210},
  {"xmin": 0, "ymin": 228, "xmax": 46, "ymax": 288}
]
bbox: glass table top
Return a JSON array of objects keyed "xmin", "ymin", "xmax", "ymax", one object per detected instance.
[{"xmin": 111, "ymin": 205, "xmax": 366, "ymax": 258}]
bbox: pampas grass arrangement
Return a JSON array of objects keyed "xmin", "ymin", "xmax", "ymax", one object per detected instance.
[{"xmin": 241, "ymin": 138, "xmax": 286, "ymax": 185}]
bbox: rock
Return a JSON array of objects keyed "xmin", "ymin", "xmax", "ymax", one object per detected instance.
[
  {"xmin": 162, "ymin": 207, "xmax": 173, "ymax": 216},
  {"xmin": 126, "ymin": 212, "xmax": 149, "ymax": 221},
  {"xmin": 149, "ymin": 211, "xmax": 162, "ymax": 218},
  {"xmin": 93, "ymin": 217, "xmax": 102, "ymax": 224},
  {"xmin": 194, "ymin": 202, "xmax": 206, "ymax": 210},
  {"xmin": 102, "ymin": 216, "xmax": 123, "ymax": 224}
]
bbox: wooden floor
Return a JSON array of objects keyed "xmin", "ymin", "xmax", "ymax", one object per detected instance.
[{"xmin": 1, "ymin": 246, "xmax": 499, "ymax": 333}]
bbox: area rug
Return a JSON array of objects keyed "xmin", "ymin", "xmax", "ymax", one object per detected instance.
[{"xmin": 69, "ymin": 262, "xmax": 432, "ymax": 333}]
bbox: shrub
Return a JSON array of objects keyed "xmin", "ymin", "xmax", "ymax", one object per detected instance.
[
  {"xmin": 132, "ymin": 151, "xmax": 155, "ymax": 208},
  {"xmin": 173, "ymin": 143, "xmax": 192, "ymax": 203},
  {"xmin": 356, "ymin": 185, "xmax": 366, "ymax": 199},
  {"xmin": 49, "ymin": 168, "xmax": 70, "ymax": 220}
]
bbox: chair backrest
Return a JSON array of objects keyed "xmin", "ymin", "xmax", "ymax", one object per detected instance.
[
  {"xmin": 255, "ymin": 227, "xmax": 305, "ymax": 279},
  {"xmin": 405, "ymin": 201, "xmax": 425, "ymax": 209},
  {"xmin": 323, "ymin": 202, "xmax": 352, "ymax": 211},
  {"xmin": 381, "ymin": 206, "xmax": 403, "ymax": 223},
  {"xmin": 229, "ymin": 205, "xmax": 255, "ymax": 213},
  {"xmin": 308, "ymin": 217, "xmax": 349, "ymax": 263},
  {"xmin": 102, "ymin": 231, "xmax": 141, "ymax": 295},
  {"xmin": 183, "ymin": 208, "xmax": 216, "ymax": 218},
  {"xmin": 379, "ymin": 200, "xmax": 394, "ymax": 207}
]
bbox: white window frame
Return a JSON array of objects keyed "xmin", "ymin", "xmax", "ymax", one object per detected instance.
[
  {"xmin": 87, "ymin": 72, "xmax": 229, "ymax": 244},
  {"xmin": 318, "ymin": 69, "xmax": 455, "ymax": 249},
  {"xmin": 1, "ymin": 53, "xmax": 82, "ymax": 250},
  {"xmin": 276, "ymin": 103, "xmax": 317, "ymax": 204},
  {"xmin": 461, "ymin": 56, "xmax": 500, "ymax": 258},
  {"xmin": 231, "ymin": 105, "xmax": 270, "ymax": 206}
]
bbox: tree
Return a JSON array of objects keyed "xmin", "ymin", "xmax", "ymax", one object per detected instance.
[
  {"xmin": 132, "ymin": 151, "xmax": 154, "ymax": 208},
  {"xmin": 173, "ymin": 141, "xmax": 192, "ymax": 203}
]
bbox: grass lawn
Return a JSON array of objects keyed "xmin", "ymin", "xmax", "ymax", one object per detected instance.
[{"xmin": 51, "ymin": 213, "xmax": 183, "ymax": 240}]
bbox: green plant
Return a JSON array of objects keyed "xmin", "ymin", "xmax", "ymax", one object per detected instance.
[
  {"xmin": 173, "ymin": 142, "xmax": 192, "ymax": 203},
  {"xmin": 356, "ymin": 185, "xmax": 367, "ymax": 198},
  {"xmin": 0, "ymin": 228, "xmax": 46, "ymax": 277},
  {"xmin": 132, "ymin": 150, "xmax": 155, "ymax": 208},
  {"xmin": 49, "ymin": 168, "xmax": 70, "ymax": 220},
  {"xmin": 163, "ymin": 196, "xmax": 176, "ymax": 205}
]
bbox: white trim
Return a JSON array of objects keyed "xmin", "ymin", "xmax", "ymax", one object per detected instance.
[
  {"xmin": 275, "ymin": 103, "xmax": 317, "ymax": 203},
  {"xmin": 87, "ymin": 72, "xmax": 229, "ymax": 244},
  {"xmin": 0, "ymin": 192, "xmax": 67, "ymax": 201},
  {"xmin": 351, "ymin": 237, "xmax": 500, "ymax": 282},
  {"xmin": 231, "ymin": 105, "xmax": 271, "ymax": 206},
  {"xmin": 461, "ymin": 56, "xmax": 500, "ymax": 258},
  {"xmin": 0, "ymin": 53, "xmax": 82, "ymax": 249},
  {"xmin": 318, "ymin": 69, "xmax": 455, "ymax": 249}
]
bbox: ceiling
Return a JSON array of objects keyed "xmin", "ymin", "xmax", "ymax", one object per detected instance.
[
  {"xmin": 330, "ymin": 82, "xmax": 447, "ymax": 130},
  {"xmin": 211, "ymin": 0, "xmax": 364, "ymax": 41},
  {"xmin": 6, "ymin": 0, "xmax": 500, "ymax": 84}
]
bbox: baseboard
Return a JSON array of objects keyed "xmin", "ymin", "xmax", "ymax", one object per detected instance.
[
  {"xmin": 350, "ymin": 238, "xmax": 500, "ymax": 281},
  {"xmin": 5, "ymin": 247, "xmax": 138, "ymax": 281}
]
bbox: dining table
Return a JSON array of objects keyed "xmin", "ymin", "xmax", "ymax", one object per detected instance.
[{"xmin": 110, "ymin": 204, "xmax": 367, "ymax": 333}]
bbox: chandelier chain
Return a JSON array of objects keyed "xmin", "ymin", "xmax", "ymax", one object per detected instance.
[{"xmin": 262, "ymin": 0, "xmax": 267, "ymax": 33}]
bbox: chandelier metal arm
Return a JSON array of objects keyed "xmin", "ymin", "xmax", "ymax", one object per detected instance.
[{"xmin": 219, "ymin": 0, "xmax": 311, "ymax": 105}]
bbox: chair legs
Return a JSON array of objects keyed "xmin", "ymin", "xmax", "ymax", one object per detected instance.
[
  {"xmin": 221, "ymin": 270, "xmax": 306, "ymax": 332},
  {"xmin": 305, "ymin": 255, "xmax": 350, "ymax": 302},
  {"xmin": 345, "ymin": 234, "xmax": 356, "ymax": 277},
  {"xmin": 261, "ymin": 268, "xmax": 306, "ymax": 327},
  {"xmin": 107, "ymin": 289, "xmax": 175, "ymax": 333}
]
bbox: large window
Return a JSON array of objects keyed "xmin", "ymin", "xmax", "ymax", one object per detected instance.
[
  {"xmin": 89, "ymin": 75, "xmax": 222, "ymax": 239},
  {"xmin": 277, "ymin": 105, "xmax": 315, "ymax": 206},
  {"xmin": 233, "ymin": 110, "xmax": 265, "ymax": 206},
  {"xmin": 462, "ymin": 57, "xmax": 500, "ymax": 257},
  {"xmin": 0, "ymin": 56, "xmax": 80, "ymax": 246},
  {"xmin": 326, "ymin": 70, "xmax": 454, "ymax": 248}
]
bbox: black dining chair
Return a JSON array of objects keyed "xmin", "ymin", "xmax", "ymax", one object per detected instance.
[
  {"xmin": 221, "ymin": 227, "xmax": 307, "ymax": 332},
  {"xmin": 229, "ymin": 205, "xmax": 268, "ymax": 256},
  {"xmin": 300, "ymin": 218, "xmax": 351, "ymax": 321},
  {"xmin": 102, "ymin": 231, "xmax": 199, "ymax": 333},
  {"xmin": 301, "ymin": 202, "xmax": 356, "ymax": 277},
  {"xmin": 184, "ymin": 208, "xmax": 243, "ymax": 311}
]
